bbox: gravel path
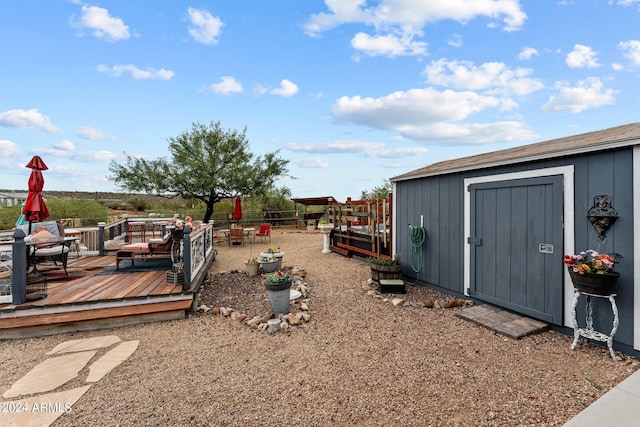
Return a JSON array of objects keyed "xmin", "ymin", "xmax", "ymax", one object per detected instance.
[{"xmin": 1, "ymin": 229, "xmax": 638, "ymax": 426}]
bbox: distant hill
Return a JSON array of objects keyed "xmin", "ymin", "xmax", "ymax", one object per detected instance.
[{"xmin": 0, "ymin": 190, "xmax": 176, "ymax": 205}]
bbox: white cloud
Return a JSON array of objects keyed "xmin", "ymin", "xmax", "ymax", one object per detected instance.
[
  {"xmin": 447, "ymin": 33, "xmax": 463, "ymax": 48},
  {"xmin": 78, "ymin": 126, "xmax": 116, "ymax": 140},
  {"xmin": 285, "ymin": 139, "xmax": 427, "ymax": 159},
  {"xmin": 518, "ymin": 46, "xmax": 539, "ymax": 61},
  {"xmin": 363, "ymin": 147, "xmax": 428, "ymax": 158},
  {"xmin": 74, "ymin": 5, "xmax": 130, "ymax": 42},
  {"xmin": 0, "ymin": 109, "xmax": 60, "ymax": 134},
  {"xmin": 331, "ymin": 87, "xmax": 538, "ymax": 144},
  {"xmin": 423, "ymin": 59, "xmax": 544, "ymax": 96},
  {"xmin": 285, "ymin": 140, "xmax": 386, "ymax": 154},
  {"xmin": 616, "ymin": 0, "xmax": 640, "ymax": 7},
  {"xmin": 566, "ymin": 44, "xmax": 600, "ymax": 68},
  {"xmin": 38, "ymin": 145, "xmax": 118, "ymax": 162},
  {"xmin": 542, "ymin": 77, "xmax": 616, "ymax": 113},
  {"xmin": 400, "ymin": 121, "xmax": 538, "ymax": 144},
  {"xmin": 294, "ymin": 157, "xmax": 330, "ymax": 168},
  {"xmin": 334, "ymin": 88, "xmax": 500, "ymax": 128},
  {"xmin": 97, "ymin": 64, "xmax": 174, "ymax": 80},
  {"xmin": 351, "ymin": 32, "xmax": 427, "ymax": 57},
  {"xmin": 270, "ymin": 80, "xmax": 299, "ymax": 97},
  {"xmin": 187, "ymin": 7, "xmax": 224, "ymax": 45},
  {"xmin": 303, "ymin": 0, "xmax": 527, "ymax": 38},
  {"xmin": 54, "ymin": 139, "xmax": 75, "ymax": 151},
  {"xmin": 0, "ymin": 140, "xmax": 20, "ymax": 156},
  {"xmin": 210, "ymin": 76, "xmax": 243, "ymax": 94},
  {"xmin": 619, "ymin": 40, "xmax": 640, "ymax": 66}
]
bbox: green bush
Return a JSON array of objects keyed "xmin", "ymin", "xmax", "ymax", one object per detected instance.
[{"xmin": 126, "ymin": 196, "xmax": 151, "ymax": 212}]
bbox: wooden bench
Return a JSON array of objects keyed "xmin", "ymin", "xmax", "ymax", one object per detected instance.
[{"xmin": 115, "ymin": 233, "xmax": 174, "ymax": 270}]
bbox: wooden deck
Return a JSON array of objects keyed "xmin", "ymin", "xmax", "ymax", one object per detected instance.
[{"xmin": 0, "ymin": 254, "xmax": 196, "ymax": 339}]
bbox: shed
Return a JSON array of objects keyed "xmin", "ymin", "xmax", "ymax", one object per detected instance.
[{"xmin": 391, "ymin": 123, "xmax": 640, "ymax": 357}]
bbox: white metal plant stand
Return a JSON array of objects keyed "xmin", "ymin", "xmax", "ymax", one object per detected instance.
[{"xmin": 570, "ymin": 289, "xmax": 619, "ymax": 361}]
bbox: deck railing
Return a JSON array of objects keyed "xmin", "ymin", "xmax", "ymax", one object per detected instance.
[{"xmin": 9, "ymin": 219, "xmax": 216, "ymax": 305}]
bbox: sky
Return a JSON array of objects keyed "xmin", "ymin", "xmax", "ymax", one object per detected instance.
[{"xmin": 1, "ymin": 1, "xmax": 640, "ymax": 203}]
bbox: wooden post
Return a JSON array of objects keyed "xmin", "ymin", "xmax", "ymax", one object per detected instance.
[
  {"xmin": 98, "ymin": 222, "xmax": 106, "ymax": 256},
  {"xmin": 183, "ymin": 227, "xmax": 192, "ymax": 290},
  {"xmin": 11, "ymin": 229, "xmax": 27, "ymax": 305}
]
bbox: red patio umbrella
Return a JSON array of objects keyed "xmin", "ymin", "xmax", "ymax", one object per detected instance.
[
  {"xmin": 232, "ymin": 196, "xmax": 243, "ymax": 222},
  {"xmin": 22, "ymin": 156, "xmax": 50, "ymax": 232}
]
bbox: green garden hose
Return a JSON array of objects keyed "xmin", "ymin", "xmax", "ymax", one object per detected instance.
[{"xmin": 409, "ymin": 225, "xmax": 426, "ymax": 282}]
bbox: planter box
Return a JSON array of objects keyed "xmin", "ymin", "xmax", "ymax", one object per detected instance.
[{"xmin": 166, "ymin": 271, "xmax": 184, "ymax": 286}]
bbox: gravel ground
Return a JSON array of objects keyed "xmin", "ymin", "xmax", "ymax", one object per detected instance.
[{"xmin": 1, "ymin": 229, "xmax": 638, "ymax": 426}]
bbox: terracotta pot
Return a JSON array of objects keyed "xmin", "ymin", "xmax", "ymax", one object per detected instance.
[{"xmin": 568, "ymin": 268, "xmax": 619, "ymax": 296}]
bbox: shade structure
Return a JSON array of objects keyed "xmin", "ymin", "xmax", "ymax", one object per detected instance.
[
  {"xmin": 22, "ymin": 156, "xmax": 50, "ymax": 227},
  {"xmin": 232, "ymin": 196, "xmax": 243, "ymax": 221}
]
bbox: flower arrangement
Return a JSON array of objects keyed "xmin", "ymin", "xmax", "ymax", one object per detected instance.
[
  {"xmin": 265, "ymin": 245, "xmax": 281, "ymax": 254},
  {"xmin": 564, "ymin": 250, "xmax": 616, "ymax": 275},
  {"xmin": 170, "ymin": 215, "xmax": 194, "ymax": 230},
  {"xmin": 246, "ymin": 257, "xmax": 259, "ymax": 264},
  {"xmin": 265, "ymin": 270, "xmax": 291, "ymax": 284}
]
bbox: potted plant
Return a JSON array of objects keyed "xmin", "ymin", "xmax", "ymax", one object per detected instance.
[
  {"xmin": 564, "ymin": 250, "xmax": 621, "ymax": 296},
  {"xmin": 260, "ymin": 245, "xmax": 284, "ymax": 269},
  {"xmin": 244, "ymin": 257, "xmax": 260, "ymax": 277},
  {"xmin": 169, "ymin": 215, "xmax": 194, "ymax": 241},
  {"xmin": 366, "ymin": 255, "xmax": 402, "ymax": 283},
  {"xmin": 318, "ymin": 219, "xmax": 334, "ymax": 232},
  {"xmin": 264, "ymin": 270, "xmax": 292, "ymax": 314},
  {"xmin": 260, "ymin": 255, "xmax": 279, "ymax": 273}
]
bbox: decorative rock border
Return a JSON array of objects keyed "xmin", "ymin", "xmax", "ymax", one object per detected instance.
[
  {"xmin": 197, "ymin": 267, "xmax": 312, "ymax": 334},
  {"xmin": 362, "ymin": 280, "xmax": 474, "ymax": 309}
]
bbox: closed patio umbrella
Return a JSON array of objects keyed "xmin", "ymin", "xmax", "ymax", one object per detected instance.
[
  {"xmin": 233, "ymin": 196, "xmax": 243, "ymax": 222},
  {"xmin": 22, "ymin": 156, "xmax": 50, "ymax": 233}
]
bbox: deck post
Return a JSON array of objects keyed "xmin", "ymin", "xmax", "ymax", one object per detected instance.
[
  {"xmin": 183, "ymin": 227, "xmax": 192, "ymax": 290},
  {"xmin": 98, "ymin": 222, "xmax": 106, "ymax": 256},
  {"xmin": 11, "ymin": 229, "xmax": 27, "ymax": 305}
]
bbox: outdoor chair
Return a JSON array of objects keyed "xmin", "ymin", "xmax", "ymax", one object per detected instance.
[
  {"xmin": 20, "ymin": 221, "xmax": 72, "ymax": 277},
  {"xmin": 255, "ymin": 223, "xmax": 272, "ymax": 242},
  {"xmin": 228, "ymin": 226, "xmax": 244, "ymax": 246}
]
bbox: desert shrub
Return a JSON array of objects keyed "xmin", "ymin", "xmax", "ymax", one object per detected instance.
[{"xmin": 126, "ymin": 196, "xmax": 151, "ymax": 212}]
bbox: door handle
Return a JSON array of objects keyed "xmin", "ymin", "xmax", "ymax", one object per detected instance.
[{"xmin": 467, "ymin": 237, "xmax": 482, "ymax": 245}]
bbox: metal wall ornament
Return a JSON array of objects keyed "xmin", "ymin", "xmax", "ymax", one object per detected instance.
[{"xmin": 587, "ymin": 195, "xmax": 618, "ymax": 241}]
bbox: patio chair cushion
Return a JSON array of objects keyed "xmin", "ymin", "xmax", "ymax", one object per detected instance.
[{"xmin": 30, "ymin": 227, "xmax": 58, "ymax": 242}]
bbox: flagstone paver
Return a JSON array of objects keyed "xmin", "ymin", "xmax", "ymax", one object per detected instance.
[
  {"xmin": 47, "ymin": 335, "xmax": 122, "ymax": 355},
  {"xmin": 2, "ymin": 351, "xmax": 96, "ymax": 398},
  {"xmin": 1, "ymin": 334, "xmax": 140, "ymax": 426},
  {"xmin": 86, "ymin": 340, "xmax": 139, "ymax": 383},
  {"xmin": 455, "ymin": 304, "xmax": 548, "ymax": 339},
  {"xmin": 1, "ymin": 385, "xmax": 91, "ymax": 427}
]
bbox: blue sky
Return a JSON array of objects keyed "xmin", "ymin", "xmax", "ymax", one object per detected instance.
[{"xmin": 1, "ymin": 1, "xmax": 639, "ymax": 202}]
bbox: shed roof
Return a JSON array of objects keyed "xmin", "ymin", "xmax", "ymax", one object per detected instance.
[
  {"xmin": 291, "ymin": 196, "xmax": 339, "ymax": 206},
  {"xmin": 392, "ymin": 122, "xmax": 640, "ymax": 182}
]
